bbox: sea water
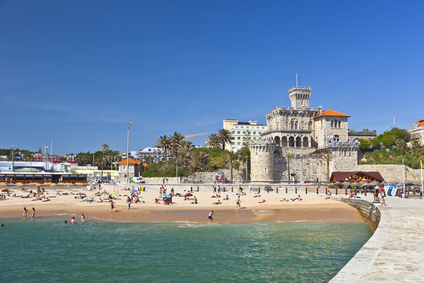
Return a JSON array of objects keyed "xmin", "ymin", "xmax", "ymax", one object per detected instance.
[{"xmin": 0, "ymin": 218, "xmax": 372, "ymax": 282}]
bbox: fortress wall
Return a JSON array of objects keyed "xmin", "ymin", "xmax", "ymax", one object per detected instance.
[{"xmin": 358, "ymin": 164, "xmax": 422, "ymax": 183}]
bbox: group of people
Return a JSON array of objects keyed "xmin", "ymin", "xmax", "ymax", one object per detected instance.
[
  {"xmin": 22, "ymin": 207, "xmax": 36, "ymax": 218},
  {"xmin": 280, "ymin": 195, "xmax": 303, "ymax": 202},
  {"xmin": 64, "ymin": 214, "xmax": 86, "ymax": 224}
]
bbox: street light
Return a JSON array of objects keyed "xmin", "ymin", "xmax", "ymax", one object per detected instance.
[
  {"xmin": 125, "ymin": 122, "xmax": 132, "ymax": 183},
  {"xmin": 11, "ymin": 145, "xmax": 15, "ymax": 172},
  {"xmin": 45, "ymin": 146, "xmax": 49, "ymax": 172}
]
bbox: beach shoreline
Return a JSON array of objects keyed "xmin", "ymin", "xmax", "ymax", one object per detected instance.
[{"xmin": 0, "ymin": 184, "xmax": 364, "ymax": 224}]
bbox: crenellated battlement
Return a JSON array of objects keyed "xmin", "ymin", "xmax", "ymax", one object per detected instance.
[{"xmin": 288, "ymin": 86, "xmax": 311, "ymax": 94}]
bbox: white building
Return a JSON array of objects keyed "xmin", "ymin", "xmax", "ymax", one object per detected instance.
[
  {"xmin": 223, "ymin": 120, "xmax": 267, "ymax": 152},
  {"xmin": 137, "ymin": 147, "xmax": 175, "ymax": 163},
  {"xmin": 408, "ymin": 118, "xmax": 424, "ymax": 146}
]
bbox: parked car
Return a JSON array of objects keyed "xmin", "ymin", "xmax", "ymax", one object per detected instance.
[{"xmin": 132, "ymin": 177, "xmax": 145, "ymax": 183}]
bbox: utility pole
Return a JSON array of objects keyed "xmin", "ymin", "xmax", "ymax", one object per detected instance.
[
  {"xmin": 125, "ymin": 122, "xmax": 132, "ymax": 183},
  {"xmin": 11, "ymin": 146, "xmax": 15, "ymax": 172}
]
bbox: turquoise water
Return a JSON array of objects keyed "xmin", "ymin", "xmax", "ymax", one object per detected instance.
[{"xmin": 0, "ymin": 218, "xmax": 372, "ymax": 282}]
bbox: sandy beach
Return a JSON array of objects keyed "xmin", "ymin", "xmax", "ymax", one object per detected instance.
[{"xmin": 0, "ymin": 183, "xmax": 363, "ymax": 224}]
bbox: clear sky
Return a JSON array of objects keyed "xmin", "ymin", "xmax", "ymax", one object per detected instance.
[{"xmin": 1, "ymin": 0, "xmax": 423, "ymax": 155}]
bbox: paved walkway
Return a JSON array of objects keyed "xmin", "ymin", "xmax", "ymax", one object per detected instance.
[{"xmin": 331, "ymin": 195, "xmax": 424, "ymax": 282}]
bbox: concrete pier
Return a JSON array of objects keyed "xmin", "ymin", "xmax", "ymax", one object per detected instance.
[{"xmin": 331, "ymin": 195, "xmax": 424, "ymax": 282}]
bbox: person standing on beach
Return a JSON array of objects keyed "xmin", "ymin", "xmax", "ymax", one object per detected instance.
[
  {"xmin": 127, "ymin": 196, "xmax": 131, "ymax": 209},
  {"xmin": 110, "ymin": 200, "xmax": 115, "ymax": 211},
  {"xmin": 208, "ymin": 211, "xmax": 213, "ymax": 223},
  {"xmin": 22, "ymin": 207, "xmax": 28, "ymax": 218},
  {"xmin": 236, "ymin": 197, "xmax": 241, "ymax": 208},
  {"xmin": 31, "ymin": 207, "xmax": 35, "ymax": 218}
]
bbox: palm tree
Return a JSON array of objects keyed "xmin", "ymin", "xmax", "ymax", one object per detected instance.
[
  {"xmin": 179, "ymin": 140, "xmax": 193, "ymax": 156},
  {"xmin": 190, "ymin": 151, "xmax": 209, "ymax": 172},
  {"xmin": 207, "ymin": 134, "xmax": 221, "ymax": 148},
  {"xmin": 321, "ymin": 152, "xmax": 333, "ymax": 182},
  {"xmin": 285, "ymin": 151, "xmax": 293, "ymax": 184},
  {"xmin": 100, "ymin": 144, "xmax": 110, "ymax": 181},
  {"xmin": 218, "ymin": 129, "xmax": 232, "ymax": 150},
  {"xmin": 156, "ymin": 135, "xmax": 171, "ymax": 161},
  {"xmin": 170, "ymin": 132, "xmax": 184, "ymax": 157},
  {"xmin": 170, "ymin": 132, "xmax": 184, "ymax": 177},
  {"xmin": 226, "ymin": 151, "xmax": 239, "ymax": 183}
]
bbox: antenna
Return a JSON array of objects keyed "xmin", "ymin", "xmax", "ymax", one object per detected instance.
[
  {"xmin": 296, "ymin": 73, "xmax": 298, "ymax": 87},
  {"xmin": 393, "ymin": 108, "xmax": 396, "ymax": 128}
]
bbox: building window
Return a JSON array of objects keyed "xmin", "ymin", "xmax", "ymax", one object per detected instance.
[
  {"xmin": 237, "ymin": 142, "xmax": 240, "ymax": 145},
  {"xmin": 253, "ymin": 132, "xmax": 256, "ymax": 134},
  {"xmin": 237, "ymin": 131, "xmax": 240, "ymax": 134},
  {"xmin": 232, "ymin": 142, "xmax": 235, "ymax": 145},
  {"xmin": 237, "ymin": 137, "xmax": 240, "ymax": 140},
  {"xmin": 232, "ymin": 131, "xmax": 235, "ymax": 134}
]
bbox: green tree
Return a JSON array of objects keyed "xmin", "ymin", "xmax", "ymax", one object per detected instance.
[
  {"xmin": 226, "ymin": 151, "xmax": 239, "ymax": 183},
  {"xmin": 217, "ymin": 129, "xmax": 232, "ymax": 150},
  {"xmin": 321, "ymin": 152, "xmax": 333, "ymax": 182},
  {"xmin": 206, "ymin": 133, "xmax": 221, "ymax": 148},
  {"xmin": 359, "ymin": 139, "xmax": 371, "ymax": 151},
  {"xmin": 156, "ymin": 135, "xmax": 171, "ymax": 161}
]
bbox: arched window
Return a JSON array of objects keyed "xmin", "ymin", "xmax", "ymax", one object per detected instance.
[
  {"xmin": 290, "ymin": 119, "xmax": 298, "ymax": 130},
  {"xmin": 308, "ymin": 121, "xmax": 312, "ymax": 130}
]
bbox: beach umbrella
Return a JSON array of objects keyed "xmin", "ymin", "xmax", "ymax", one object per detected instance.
[
  {"xmin": 130, "ymin": 189, "xmax": 137, "ymax": 194},
  {"xmin": 108, "ymin": 191, "xmax": 116, "ymax": 195}
]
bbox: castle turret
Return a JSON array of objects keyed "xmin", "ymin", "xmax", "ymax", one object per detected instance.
[
  {"xmin": 288, "ymin": 86, "xmax": 311, "ymax": 110},
  {"xmin": 249, "ymin": 142, "xmax": 276, "ymax": 182}
]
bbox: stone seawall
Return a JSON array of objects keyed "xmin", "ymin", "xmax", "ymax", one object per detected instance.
[
  {"xmin": 336, "ymin": 198, "xmax": 380, "ymax": 232},
  {"xmin": 331, "ymin": 196, "xmax": 424, "ymax": 282}
]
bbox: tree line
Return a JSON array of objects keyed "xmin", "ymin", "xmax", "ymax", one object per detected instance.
[{"xmin": 359, "ymin": 127, "xmax": 424, "ymax": 169}]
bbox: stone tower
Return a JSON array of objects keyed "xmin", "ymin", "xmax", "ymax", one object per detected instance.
[
  {"xmin": 289, "ymin": 86, "xmax": 311, "ymax": 110},
  {"xmin": 250, "ymin": 142, "xmax": 277, "ymax": 182}
]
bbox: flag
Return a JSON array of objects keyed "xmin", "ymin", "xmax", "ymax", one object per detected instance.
[{"xmin": 421, "ymin": 161, "xmax": 424, "ymax": 169}]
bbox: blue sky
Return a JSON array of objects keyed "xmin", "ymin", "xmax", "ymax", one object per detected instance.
[{"xmin": 1, "ymin": 0, "xmax": 423, "ymax": 155}]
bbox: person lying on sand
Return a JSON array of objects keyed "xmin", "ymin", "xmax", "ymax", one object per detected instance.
[
  {"xmin": 212, "ymin": 199, "xmax": 222, "ymax": 205},
  {"xmin": 258, "ymin": 199, "xmax": 266, "ymax": 203},
  {"xmin": 211, "ymin": 194, "xmax": 221, "ymax": 198}
]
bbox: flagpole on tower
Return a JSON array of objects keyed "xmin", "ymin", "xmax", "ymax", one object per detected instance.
[{"xmin": 296, "ymin": 73, "xmax": 298, "ymax": 87}]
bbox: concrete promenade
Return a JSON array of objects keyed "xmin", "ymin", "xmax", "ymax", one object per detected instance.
[{"xmin": 331, "ymin": 195, "xmax": 424, "ymax": 282}]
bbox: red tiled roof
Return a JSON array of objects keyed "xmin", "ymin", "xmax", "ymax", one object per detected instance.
[
  {"xmin": 117, "ymin": 158, "xmax": 141, "ymax": 165},
  {"xmin": 314, "ymin": 110, "xmax": 351, "ymax": 119},
  {"xmin": 417, "ymin": 118, "xmax": 424, "ymax": 127}
]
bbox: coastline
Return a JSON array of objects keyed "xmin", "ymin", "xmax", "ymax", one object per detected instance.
[{"xmin": 0, "ymin": 184, "xmax": 363, "ymax": 224}]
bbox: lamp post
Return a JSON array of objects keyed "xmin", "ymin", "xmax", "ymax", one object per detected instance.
[
  {"xmin": 45, "ymin": 146, "xmax": 49, "ymax": 172},
  {"xmin": 11, "ymin": 145, "xmax": 15, "ymax": 172},
  {"xmin": 402, "ymin": 159, "xmax": 405, "ymax": 197},
  {"xmin": 125, "ymin": 122, "xmax": 132, "ymax": 183}
]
